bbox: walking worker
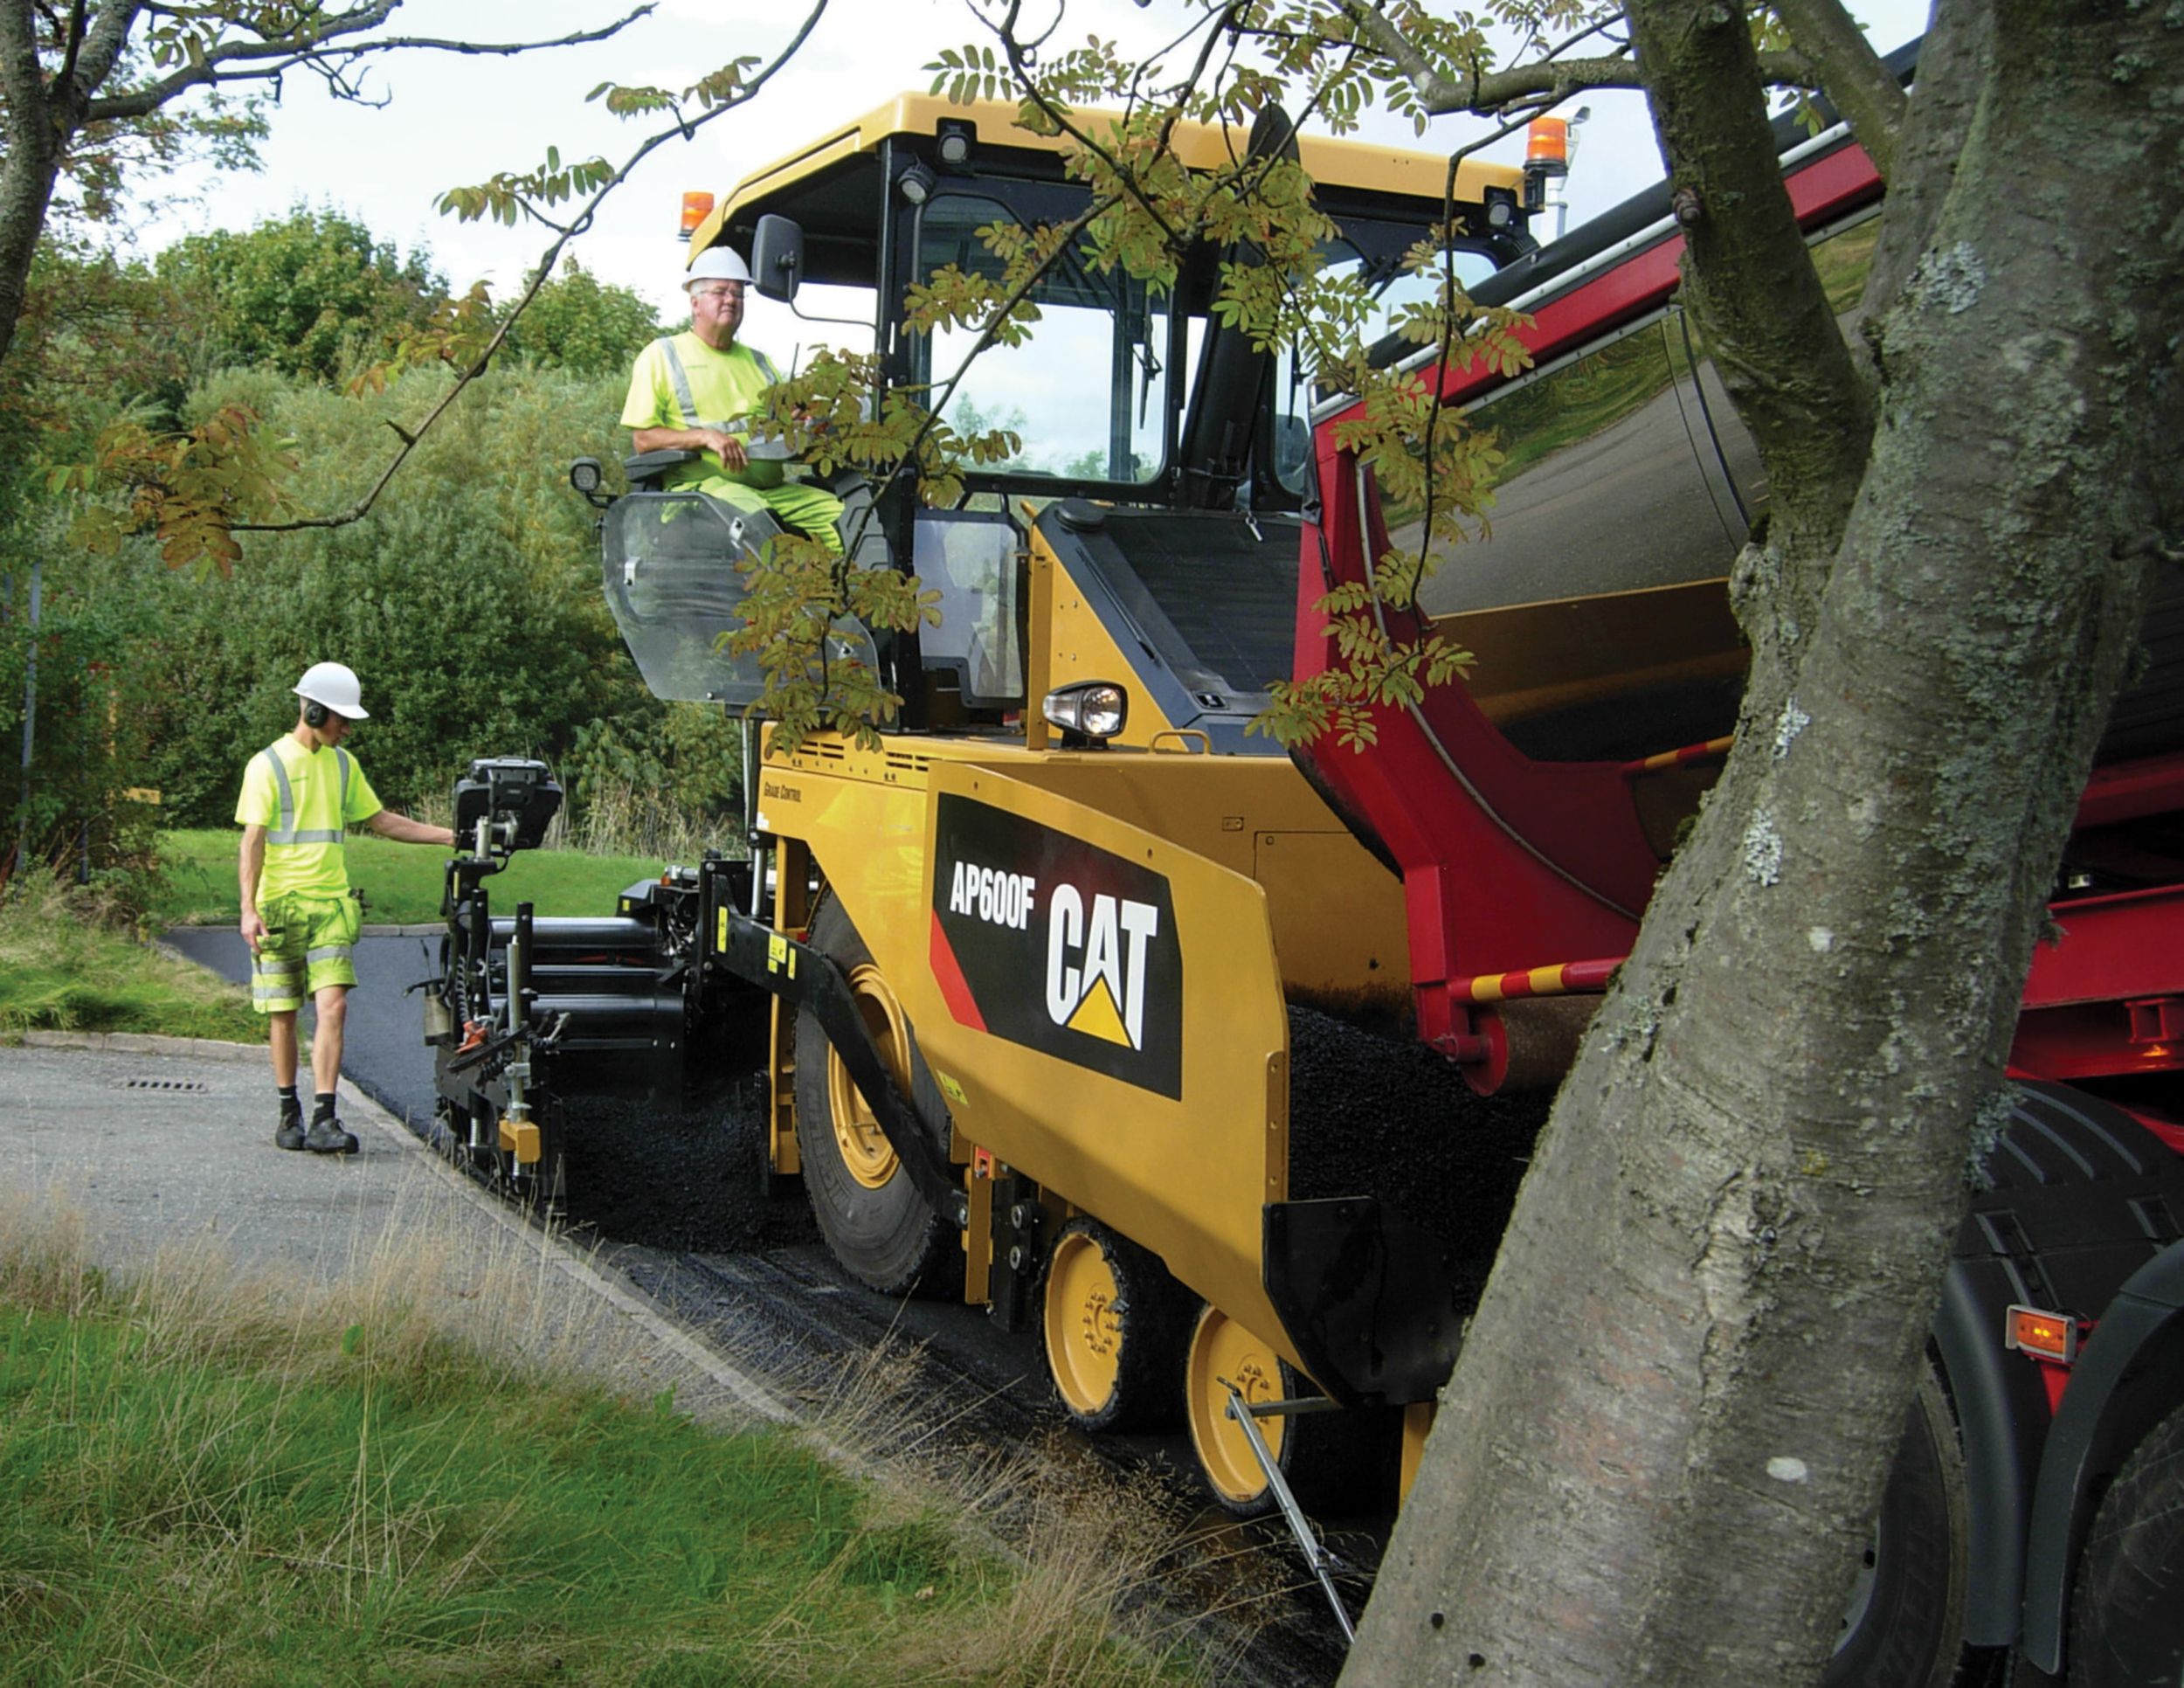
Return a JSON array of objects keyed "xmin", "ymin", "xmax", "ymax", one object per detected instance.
[
  {"xmin": 236, "ymin": 662, "xmax": 454, "ymax": 1153},
  {"xmin": 621, "ymin": 244, "xmax": 845, "ymax": 553}
]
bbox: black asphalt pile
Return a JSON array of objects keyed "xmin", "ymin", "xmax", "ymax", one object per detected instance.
[
  {"xmin": 1285, "ymin": 1005, "xmax": 1552, "ymax": 1307},
  {"xmin": 559, "ymin": 1083, "xmax": 785, "ymax": 1253}
]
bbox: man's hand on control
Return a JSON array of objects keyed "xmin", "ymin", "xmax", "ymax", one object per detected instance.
[{"xmin": 702, "ymin": 428, "xmax": 748, "ymax": 471}]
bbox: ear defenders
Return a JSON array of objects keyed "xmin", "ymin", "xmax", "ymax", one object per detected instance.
[{"xmin": 304, "ymin": 699, "xmax": 331, "ymax": 729}]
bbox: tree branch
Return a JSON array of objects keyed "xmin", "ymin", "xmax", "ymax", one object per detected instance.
[
  {"xmin": 226, "ymin": 1, "xmax": 818, "ymax": 538},
  {"xmin": 84, "ymin": 3, "xmax": 651, "ymax": 123},
  {"xmin": 1861, "ymin": 0, "xmax": 1988, "ymax": 322},
  {"xmin": 52, "ymin": 0, "xmax": 88, "ymax": 96},
  {"xmin": 0, "ymin": 0, "xmax": 51, "ymax": 117},
  {"xmin": 71, "ymin": 0, "xmax": 143, "ymax": 98},
  {"xmin": 1769, "ymin": 0, "xmax": 1906, "ymax": 179},
  {"xmin": 1624, "ymin": 0, "xmax": 1871, "ymax": 553},
  {"xmin": 1339, "ymin": 0, "xmax": 1823, "ymax": 116}
]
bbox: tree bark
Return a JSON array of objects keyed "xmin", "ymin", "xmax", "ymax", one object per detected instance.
[
  {"xmin": 0, "ymin": 0, "xmax": 67, "ymax": 370},
  {"xmin": 1344, "ymin": 0, "xmax": 2183, "ymax": 1679},
  {"xmin": 1768, "ymin": 0, "xmax": 1906, "ymax": 181}
]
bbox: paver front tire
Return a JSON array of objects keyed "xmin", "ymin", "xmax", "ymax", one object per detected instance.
[
  {"xmin": 792, "ymin": 896, "xmax": 961, "ymax": 1298},
  {"xmin": 2068, "ymin": 1401, "xmax": 2184, "ymax": 1686}
]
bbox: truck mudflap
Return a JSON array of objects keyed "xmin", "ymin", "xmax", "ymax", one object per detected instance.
[
  {"xmin": 2016, "ymin": 1241, "xmax": 2184, "ymax": 1672},
  {"xmin": 1261, "ymin": 1197, "xmax": 1469, "ymax": 1407},
  {"xmin": 1925, "ymin": 1081, "xmax": 2184, "ymax": 1656}
]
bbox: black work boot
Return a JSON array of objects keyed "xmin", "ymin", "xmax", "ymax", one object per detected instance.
[
  {"xmin": 303, "ymin": 1112, "xmax": 359, "ymax": 1155},
  {"xmin": 274, "ymin": 1106, "xmax": 307, "ymax": 1152}
]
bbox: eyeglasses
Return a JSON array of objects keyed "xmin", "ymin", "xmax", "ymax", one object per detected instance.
[{"xmin": 690, "ymin": 283, "xmax": 746, "ymax": 301}]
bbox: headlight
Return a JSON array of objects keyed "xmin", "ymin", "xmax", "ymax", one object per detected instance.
[{"xmin": 1042, "ymin": 681, "xmax": 1127, "ymax": 745}]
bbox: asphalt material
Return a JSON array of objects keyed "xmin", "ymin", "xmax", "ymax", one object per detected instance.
[
  {"xmin": 0, "ymin": 1031, "xmax": 788, "ymax": 1429},
  {"xmin": 162, "ymin": 925, "xmax": 443, "ymax": 1129}
]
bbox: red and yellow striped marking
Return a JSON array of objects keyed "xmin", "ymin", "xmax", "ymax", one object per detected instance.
[
  {"xmin": 1620, "ymin": 735, "xmax": 1734, "ymax": 777},
  {"xmin": 1449, "ymin": 956, "xmax": 1622, "ymax": 1005}
]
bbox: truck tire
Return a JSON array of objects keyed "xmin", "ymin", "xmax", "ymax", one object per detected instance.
[
  {"xmin": 1825, "ymin": 1367, "xmax": 2002, "ymax": 1688},
  {"xmin": 792, "ymin": 896, "xmax": 962, "ymax": 1298},
  {"xmin": 1041, "ymin": 1218, "xmax": 1190, "ymax": 1433},
  {"xmin": 2067, "ymin": 1401, "xmax": 2184, "ymax": 1686}
]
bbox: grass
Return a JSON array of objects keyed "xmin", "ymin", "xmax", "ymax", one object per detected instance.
[
  {"xmin": 0, "ymin": 876, "xmax": 262, "ymax": 1042},
  {"xmin": 152, "ymin": 828, "xmax": 675, "ymax": 928},
  {"xmin": 0, "ymin": 882, "xmax": 1238, "ymax": 1683},
  {"xmin": 0, "ymin": 1184, "xmax": 1203, "ymax": 1687}
]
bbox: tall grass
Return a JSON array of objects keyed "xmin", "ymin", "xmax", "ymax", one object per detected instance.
[
  {"xmin": 0, "ymin": 874, "xmax": 259, "ymax": 1041},
  {"xmin": 0, "ymin": 1178, "xmax": 1206, "ymax": 1686},
  {"xmin": 564, "ymin": 774, "xmax": 743, "ymax": 861}
]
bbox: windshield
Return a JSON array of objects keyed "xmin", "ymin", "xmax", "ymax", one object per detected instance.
[
  {"xmin": 909, "ymin": 192, "xmax": 1173, "ymax": 484},
  {"xmin": 1268, "ymin": 239, "xmax": 1504, "ymax": 493}
]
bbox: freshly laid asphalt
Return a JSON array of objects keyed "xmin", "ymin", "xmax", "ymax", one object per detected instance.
[{"xmin": 162, "ymin": 924, "xmax": 444, "ymax": 1129}]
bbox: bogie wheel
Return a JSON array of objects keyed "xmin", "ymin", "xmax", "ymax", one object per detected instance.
[
  {"xmin": 1185, "ymin": 1304, "xmax": 1293, "ymax": 1516},
  {"xmin": 1825, "ymin": 1366, "xmax": 2003, "ymax": 1688},
  {"xmin": 792, "ymin": 896, "xmax": 962, "ymax": 1298},
  {"xmin": 1181, "ymin": 1303, "xmax": 1395, "ymax": 1518},
  {"xmin": 1041, "ymin": 1219, "xmax": 1190, "ymax": 1433},
  {"xmin": 2068, "ymin": 1400, "xmax": 2184, "ymax": 1685}
]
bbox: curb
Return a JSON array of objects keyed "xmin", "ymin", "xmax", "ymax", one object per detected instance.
[
  {"xmin": 10, "ymin": 1030, "xmax": 796, "ymax": 1429},
  {"xmin": 11, "ymin": 1029, "xmax": 269, "ymax": 1064}
]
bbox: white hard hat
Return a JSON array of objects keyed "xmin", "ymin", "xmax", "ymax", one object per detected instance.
[
  {"xmin": 294, "ymin": 661, "xmax": 369, "ymax": 720},
  {"xmin": 685, "ymin": 245, "xmax": 752, "ymax": 287}
]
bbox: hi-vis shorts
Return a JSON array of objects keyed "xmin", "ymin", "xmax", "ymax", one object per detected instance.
[{"xmin": 251, "ymin": 893, "xmax": 362, "ymax": 1014}]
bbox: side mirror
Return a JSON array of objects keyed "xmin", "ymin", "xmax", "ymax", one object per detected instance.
[{"xmin": 750, "ymin": 214, "xmax": 803, "ymax": 303}]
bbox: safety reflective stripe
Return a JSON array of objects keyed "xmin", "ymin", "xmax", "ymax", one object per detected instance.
[
  {"xmin": 305, "ymin": 945, "xmax": 351, "ymax": 965},
  {"xmin": 259, "ymin": 748, "xmax": 342, "ymax": 846},
  {"xmin": 336, "ymin": 747, "xmax": 351, "ymax": 816},
  {"xmin": 252, "ymin": 952, "xmax": 303, "ymax": 999},
  {"xmin": 657, "ymin": 337, "xmax": 719, "ymax": 431},
  {"xmin": 656, "ymin": 336, "xmax": 778, "ymax": 434}
]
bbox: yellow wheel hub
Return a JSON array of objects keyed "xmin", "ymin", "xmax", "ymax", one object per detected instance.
[
  {"xmin": 827, "ymin": 962, "xmax": 912, "ymax": 1191},
  {"xmin": 1185, "ymin": 1305, "xmax": 1286, "ymax": 1506},
  {"xmin": 1045, "ymin": 1230, "xmax": 1124, "ymax": 1417}
]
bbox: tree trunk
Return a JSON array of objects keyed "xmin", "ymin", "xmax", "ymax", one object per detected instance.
[
  {"xmin": 0, "ymin": 131, "xmax": 65, "ymax": 370},
  {"xmin": 0, "ymin": 0, "xmax": 66, "ymax": 370},
  {"xmin": 1343, "ymin": 0, "xmax": 2183, "ymax": 1680}
]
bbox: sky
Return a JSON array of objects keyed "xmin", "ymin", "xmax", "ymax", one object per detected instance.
[{"xmin": 131, "ymin": 0, "xmax": 1932, "ymax": 348}]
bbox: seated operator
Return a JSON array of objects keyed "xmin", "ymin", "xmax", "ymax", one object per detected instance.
[{"xmin": 621, "ymin": 245, "xmax": 844, "ymax": 556}]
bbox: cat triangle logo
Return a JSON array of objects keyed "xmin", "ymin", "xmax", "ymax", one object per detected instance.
[{"xmin": 1064, "ymin": 974, "xmax": 1131, "ymax": 1046}]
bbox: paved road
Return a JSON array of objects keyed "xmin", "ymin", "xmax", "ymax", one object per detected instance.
[{"xmin": 165, "ymin": 926, "xmax": 445, "ymax": 1128}]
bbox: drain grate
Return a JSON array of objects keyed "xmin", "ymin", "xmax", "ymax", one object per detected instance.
[{"xmin": 117, "ymin": 1076, "xmax": 211, "ymax": 1094}]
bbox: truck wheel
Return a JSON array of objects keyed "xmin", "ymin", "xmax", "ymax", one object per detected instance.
[
  {"xmin": 792, "ymin": 897, "xmax": 961, "ymax": 1298},
  {"xmin": 2067, "ymin": 1401, "xmax": 2184, "ymax": 1686},
  {"xmin": 1825, "ymin": 1367, "xmax": 2001, "ymax": 1688},
  {"xmin": 1041, "ymin": 1219, "xmax": 1189, "ymax": 1433}
]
